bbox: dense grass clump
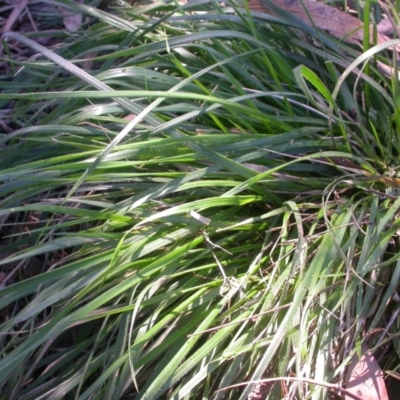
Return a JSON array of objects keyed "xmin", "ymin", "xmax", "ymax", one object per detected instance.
[{"xmin": 0, "ymin": 0, "xmax": 399, "ymax": 399}]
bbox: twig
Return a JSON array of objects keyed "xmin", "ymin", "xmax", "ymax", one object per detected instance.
[
  {"xmin": 215, "ymin": 377, "xmax": 364, "ymax": 400},
  {"xmin": 2, "ymin": 0, "xmax": 28, "ymax": 33},
  {"xmin": 187, "ymin": 303, "xmax": 292, "ymax": 336}
]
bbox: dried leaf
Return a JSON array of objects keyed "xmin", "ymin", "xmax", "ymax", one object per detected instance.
[
  {"xmin": 248, "ymin": 0, "xmax": 397, "ymax": 48},
  {"xmin": 345, "ymin": 344, "xmax": 389, "ymax": 400},
  {"xmin": 59, "ymin": 1, "xmax": 83, "ymax": 32},
  {"xmin": 377, "ymin": 18, "xmax": 394, "ymax": 36},
  {"xmin": 63, "ymin": 12, "xmax": 82, "ymax": 32}
]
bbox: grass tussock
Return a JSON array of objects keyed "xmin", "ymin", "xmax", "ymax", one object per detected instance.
[{"xmin": 0, "ymin": 0, "xmax": 400, "ymax": 399}]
